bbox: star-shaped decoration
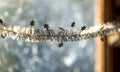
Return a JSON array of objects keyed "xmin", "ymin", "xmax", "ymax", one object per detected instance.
[
  {"xmin": 30, "ymin": 20, "xmax": 35, "ymax": 27},
  {"xmin": 71, "ymin": 21, "xmax": 75, "ymax": 27},
  {"xmin": 44, "ymin": 24, "xmax": 49, "ymax": 29},
  {"xmin": 81, "ymin": 26, "xmax": 86, "ymax": 30},
  {"xmin": 58, "ymin": 42, "xmax": 63, "ymax": 48},
  {"xmin": 0, "ymin": 19, "xmax": 3, "ymax": 24}
]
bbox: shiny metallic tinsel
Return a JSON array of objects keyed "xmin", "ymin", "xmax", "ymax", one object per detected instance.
[{"xmin": 0, "ymin": 22, "xmax": 120, "ymax": 42}]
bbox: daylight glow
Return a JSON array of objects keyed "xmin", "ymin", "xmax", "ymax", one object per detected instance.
[
  {"xmin": 63, "ymin": 52, "xmax": 76, "ymax": 66},
  {"xmin": 0, "ymin": 0, "xmax": 7, "ymax": 8}
]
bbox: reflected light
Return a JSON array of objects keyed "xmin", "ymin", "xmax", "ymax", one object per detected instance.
[
  {"xmin": 63, "ymin": 52, "xmax": 76, "ymax": 66},
  {"xmin": 4, "ymin": 11, "xmax": 9, "ymax": 17},
  {"xmin": 16, "ymin": 7, "xmax": 23, "ymax": 14}
]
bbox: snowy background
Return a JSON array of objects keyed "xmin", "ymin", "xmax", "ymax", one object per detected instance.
[{"xmin": 0, "ymin": 0, "xmax": 95, "ymax": 72}]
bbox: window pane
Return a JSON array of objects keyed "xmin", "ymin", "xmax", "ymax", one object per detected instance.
[{"xmin": 0, "ymin": 0, "xmax": 95, "ymax": 72}]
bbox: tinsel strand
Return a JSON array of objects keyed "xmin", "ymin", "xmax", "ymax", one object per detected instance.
[{"xmin": 0, "ymin": 21, "xmax": 120, "ymax": 43}]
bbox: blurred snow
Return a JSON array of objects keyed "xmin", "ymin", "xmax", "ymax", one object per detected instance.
[{"xmin": 0, "ymin": 0, "xmax": 95, "ymax": 72}]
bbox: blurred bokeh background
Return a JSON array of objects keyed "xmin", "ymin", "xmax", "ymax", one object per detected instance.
[{"xmin": 0, "ymin": 0, "xmax": 95, "ymax": 72}]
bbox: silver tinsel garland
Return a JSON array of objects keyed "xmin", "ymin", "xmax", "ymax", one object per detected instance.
[{"xmin": 0, "ymin": 20, "xmax": 120, "ymax": 43}]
